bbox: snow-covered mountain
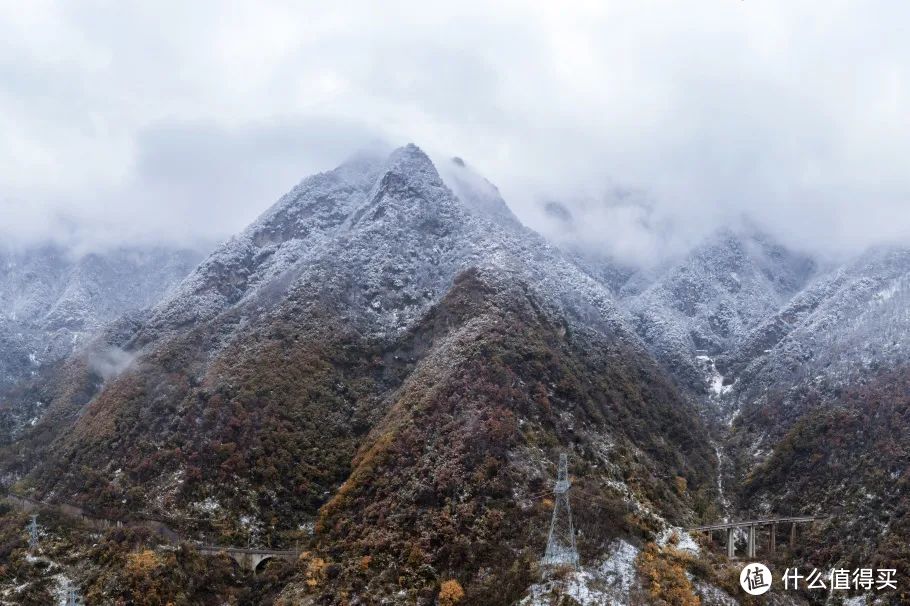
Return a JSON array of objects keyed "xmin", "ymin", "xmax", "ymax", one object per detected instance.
[
  {"xmin": 3, "ymin": 145, "xmax": 718, "ymax": 603},
  {"xmin": 2, "ymin": 144, "xmax": 908, "ymax": 604},
  {"xmin": 710, "ymin": 244, "xmax": 910, "ymax": 489},
  {"xmin": 125, "ymin": 145, "xmax": 639, "ymax": 354},
  {"xmin": 622, "ymin": 227, "xmax": 816, "ymax": 395},
  {"xmin": 0, "ymin": 244, "xmax": 202, "ymax": 393},
  {"xmin": 724, "ymin": 246, "xmax": 910, "ymax": 402}
]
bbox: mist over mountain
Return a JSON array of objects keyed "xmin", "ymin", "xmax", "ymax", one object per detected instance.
[
  {"xmin": 2, "ymin": 145, "xmax": 716, "ymax": 603},
  {"xmin": 0, "ymin": 244, "xmax": 204, "ymax": 446},
  {"xmin": 1, "ymin": 142, "xmax": 909, "ymax": 604},
  {"xmin": 5, "ymin": 2, "xmax": 910, "ymax": 603},
  {"xmin": 0, "ymin": 243, "xmax": 203, "ymax": 387},
  {"xmin": 8, "ymin": 0, "xmax": 910, "ymax": 267}
]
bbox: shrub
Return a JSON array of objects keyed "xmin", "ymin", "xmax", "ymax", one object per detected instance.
[
  {"xmin": 636, "ymin": 543, "xmax": 701, "ymax": 606},
  {"xmin": 439, "ymin": 579, "xmax": 465, "ymax": 606}
]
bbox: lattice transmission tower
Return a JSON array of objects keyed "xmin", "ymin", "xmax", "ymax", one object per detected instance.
[
  {"xmin": 27, "ymin": 514, "xmax": 39, "ymax": 554},
  {"xmin": 541, "ymin": 453, "xmax": 579, "ymax": 569}
]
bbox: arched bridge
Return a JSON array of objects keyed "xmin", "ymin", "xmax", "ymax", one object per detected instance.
[
  {"xmin": 688, "ymin": 516, "xmax": 826, "ymax": 559},
  {"xmin": 196, "ymin": 544, "xmax": 300, "ymax": 573}
]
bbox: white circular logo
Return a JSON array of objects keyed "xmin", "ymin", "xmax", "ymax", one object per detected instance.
[{"xmin": 740, "ymin": 562, "xmax": 772, "ymax": 595}]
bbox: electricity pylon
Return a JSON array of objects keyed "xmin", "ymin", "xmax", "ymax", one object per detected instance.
[
  {"xmin": 27, "ymin": 514, "xmax": 39, "ymax": 554},
  {"xmin": 541, "ymin": 453, "xmax": 579, "ymax": 569}
]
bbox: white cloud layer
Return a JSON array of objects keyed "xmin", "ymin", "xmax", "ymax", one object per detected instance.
[{"xmin": 1, "ymin": 1, "xmax": 909, "ymax": 261}]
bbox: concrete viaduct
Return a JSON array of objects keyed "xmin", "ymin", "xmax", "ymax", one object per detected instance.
[{"xmin": 688, "ymin": 516, "xmax": 825, "ymax": 559}]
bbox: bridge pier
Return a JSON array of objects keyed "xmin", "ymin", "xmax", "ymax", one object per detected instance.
[{"xmin": 688, "ymin": 515, "xmax": 824, "ymax": 560}]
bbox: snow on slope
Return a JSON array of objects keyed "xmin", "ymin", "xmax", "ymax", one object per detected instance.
[
  {"xmin": 519, "ymin": 540, "xmax": 640, "ymax": 606},
  {"xmin": 138, "ymin": 145, "xmax": 637, "ymax": 356},
  {"xmin": 0, "ymin": 245, "xmax": 202, "ymax": 393},
  {"xmin": 723, "ymin": 246, "xmax": 910, "ymax": 407},
  {"xmin": 625, "ymin": 227, "xmax": 816, "ymax": 394}
]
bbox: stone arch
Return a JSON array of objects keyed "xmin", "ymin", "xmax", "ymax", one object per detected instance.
[{"xmin": 252, "ymin": 553, "xmax": 278, "ymax": 574}]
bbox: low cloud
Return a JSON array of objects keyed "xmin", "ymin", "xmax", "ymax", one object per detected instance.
[
  {"xmin": 2, "ymin": 2, "xmax": 909, "ymax": 261},
  {"xmin": 88, "ymin": 346, "xmax": 137, "ymax": 380},
  {"xmin": 0, "ymin": 117, "xmax": 387, "ymax": 252}
]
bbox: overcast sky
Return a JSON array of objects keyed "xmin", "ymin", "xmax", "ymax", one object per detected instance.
[{"xmin": 2, "ymin": 1, "xmax": 909, "ymax": 261}]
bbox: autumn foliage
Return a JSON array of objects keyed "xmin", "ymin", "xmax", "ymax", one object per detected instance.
[
  {"xmin": 439, "ymin": 579, "xmax": 465, "ymax": 605},
  {"xmin": 636, "ymin": 542, "xmax": 701, "ymax": 606}
]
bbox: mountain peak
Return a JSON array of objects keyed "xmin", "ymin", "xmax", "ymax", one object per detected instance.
[
  {"xmin": 386, "ymin": 143, "xmax": 440, "ymax": 182},
  {"xmin": 350, "ymin": 144, "xmax": 451, "ymax": 226}
]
